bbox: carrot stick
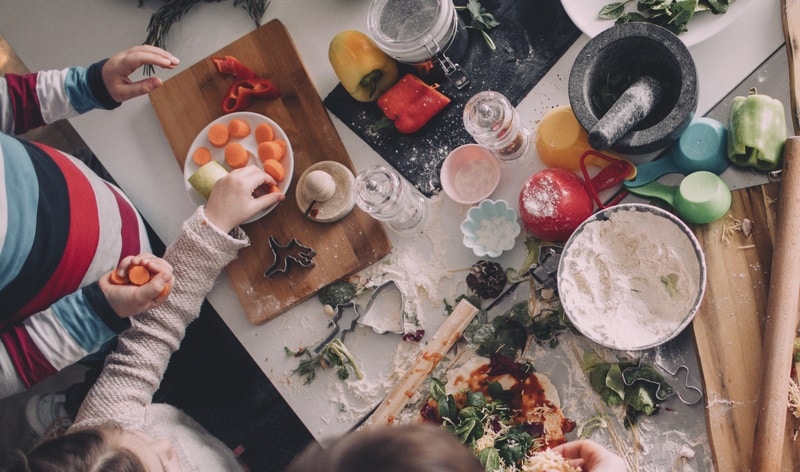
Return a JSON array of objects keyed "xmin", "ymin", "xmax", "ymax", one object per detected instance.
[
  {"xmin": 155, "ymin": 283, "xmax": 172, "ymax": 300},
  {"xmin": 108, "ymin": 270, "xmax": 129, "ymax": 285},
  {"xmin": 254, "ymin": 122, "xmax": 274, "ymax": 143},
  {"xmin": 192, "ymin": 146, "xmax": 212, "ymax": 166},
  {"xmin": 127, "ymin": 265, "xmax": 152, "ymax": 286},
  {"xmin": 207, "ymin": 123, "xmax": 229, "ymax": 147},
  {"xmin": 224, "ymin": 143, "xmax": 250, "ymax": 168},
  {"xmin": 228, "ymin": 118, "xmax": 251, "ymax": 139},
  {"xmin": 257, "ymin": 141, "xmax": 283, "ymax": 162},
  {"xmin": 262, "ymin": 159, "xmax": 286, "ymax": 182}
]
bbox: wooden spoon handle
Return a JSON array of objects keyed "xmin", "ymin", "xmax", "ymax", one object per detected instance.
[{"xmin": 751, "ymin": 137, "xmax": 800, "ymax": 471}]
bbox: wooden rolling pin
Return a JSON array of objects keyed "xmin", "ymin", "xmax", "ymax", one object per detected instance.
[
  {"xmin": 363, "ymin": 298, "xmax": 479, "ymax": 428},
  {"xmin": 751, "ymin": 2, "xmax": 800, "ymax": 469}
]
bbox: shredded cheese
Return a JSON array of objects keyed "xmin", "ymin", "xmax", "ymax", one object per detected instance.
[{"xmin": 519, "ymin": 449, "xmax": 581, "ymax": 472}]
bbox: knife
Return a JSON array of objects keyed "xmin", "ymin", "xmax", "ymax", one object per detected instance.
[{"xmin": 751, "ymin": 1, "xmax": 800, "ymax": 469}]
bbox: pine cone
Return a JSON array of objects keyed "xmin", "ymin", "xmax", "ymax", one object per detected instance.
[{"xmin": 466, "ymin": 260, "xmax": 507, "ymax": 299}]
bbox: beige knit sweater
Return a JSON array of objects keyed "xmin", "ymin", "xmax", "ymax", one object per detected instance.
[{"xmin": 71, "ymin": 207, "xmax": 250, "ymax": 471}]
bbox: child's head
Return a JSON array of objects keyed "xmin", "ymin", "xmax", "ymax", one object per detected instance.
[
  {"xmin": 9, "ymin": 424, "xmax": 179, "ymax": 472},
  {"xmin": 285, "ymin": 423, "xmax": 484, "ymax": 472}
]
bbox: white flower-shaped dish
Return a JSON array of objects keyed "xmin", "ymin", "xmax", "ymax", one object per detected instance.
[{"xmin": 460, "ymin": 199, "xmax": 521, "ymax": 258}]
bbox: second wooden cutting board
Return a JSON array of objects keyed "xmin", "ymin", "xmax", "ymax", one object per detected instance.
[
  {"xmin": 691, "ymin": 181, "xmax": 799, "ymax": 472},
  {"xmin": 149, "ymin": 20, "xmax": 392, "ymax": 324}
]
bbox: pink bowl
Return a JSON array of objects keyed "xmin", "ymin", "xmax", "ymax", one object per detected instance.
[{"xmin": 440, "ymin": 144, "xmax": 501, "ymax": 204}]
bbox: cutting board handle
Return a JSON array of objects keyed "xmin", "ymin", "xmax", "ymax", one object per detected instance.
[{"xmin": 751, "ymin": 137, "xmax": 800, "ymax": 471}]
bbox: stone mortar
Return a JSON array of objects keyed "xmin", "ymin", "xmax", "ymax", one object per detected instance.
[{"xmin": 568, "ymin": 22, "xmax": 698, "ymax": 155}]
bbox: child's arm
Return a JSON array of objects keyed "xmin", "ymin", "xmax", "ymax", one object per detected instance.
[
  {"xmin": 0, "ymin": 45, "xmax": 178, "ymax": 135},
  {"xmin": 72, "ymin": 168, "xmax": 282, "ymax": 428}
]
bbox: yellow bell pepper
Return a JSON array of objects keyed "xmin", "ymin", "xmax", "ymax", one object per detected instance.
[{"xmin": 328, "ymin": 30, "xmax": 399, "ymax": 102}]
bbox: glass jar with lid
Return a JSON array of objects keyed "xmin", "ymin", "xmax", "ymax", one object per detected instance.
[{"xmin": 367, "ymin": 0, "xmax": 470, "ymax": 88}]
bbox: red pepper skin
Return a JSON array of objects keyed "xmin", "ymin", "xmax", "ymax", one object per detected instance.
[
  {"xmin": 377, "ymin": 74, "xmax": 450, "ymax": 134},
  {"xmin": 221, "ymin": 78, "xmax": 282, "ymax": 114},
  {"xmin": 211, "ymin": 56, "xmax": 259, "ymax": 80}
]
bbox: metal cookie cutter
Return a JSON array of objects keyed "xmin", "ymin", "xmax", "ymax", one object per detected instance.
[
  {"xmin": 263, "ymin": 236, "xmax": 316, "ymax": 278},
  {"xmin": 621, "ymin": 360, "xmax": 703, "ymax": 405},
  {"xmin": 313, "ymin": 281, "xmax": 405, "ymax": 353}
]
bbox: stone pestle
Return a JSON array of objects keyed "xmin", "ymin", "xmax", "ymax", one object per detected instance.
[{"xmin": 588, "ymin": 75, "xmax": 663, "ymax": 150}]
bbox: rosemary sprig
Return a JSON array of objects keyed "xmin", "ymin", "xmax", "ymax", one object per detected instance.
[{"xmin": 139, "ymin": 0, "xmax": 270, "ymax": 74}]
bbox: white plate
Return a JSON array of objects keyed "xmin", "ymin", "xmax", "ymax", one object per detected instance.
[
  {"xmin": 561, "ymin": 0, "xmax": 754, "ymax": 47},
  {"xmin": 184, "ymin": 112, "xmax": 294, "ymax": 223}
]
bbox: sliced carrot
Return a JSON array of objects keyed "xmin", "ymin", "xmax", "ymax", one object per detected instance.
[
  {"xmin": 262, "ymin": 159, "xmax": 286, "ymax": 182},
  {"xmin": 273, "ymin": 139, "xmax": 288, "ymax": 158},
  {"xmin": 268, "ymin": 183, "xmax": 281, "ymax": 194},
  {"xmin": 192, "ymin": 146, "xmax": 212, "ymax": 166},
  {"xmin": 108, "ymin": 269, "xmax": 129, "ymax": 285},
  {"xmin": 254, "ymin": 122, "xmax": 275, "ymax": 143},
  {"xmin": 224, "ymin": 143, "xmax": 250, "ymax": 168},
  {"xmin": 228, "ymin": 118, "xmax": 251, "ymax": 139},
  {"xmin": 156, "ymin": 283, "xmax": 172, "ymax": 300},
  {"xmin": 207, "ymin": 123, "xmax": 229, "ymax": 147},
  {"xmin": 128, "ymin": 265, "xmax": 152, "ymax": 286},
  {"xmin": 257, "ymin": 141, "xmax": 283, "ymax": 162}
]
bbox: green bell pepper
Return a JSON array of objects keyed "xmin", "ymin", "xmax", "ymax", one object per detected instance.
[{"xmin": 726, "ymin": 88, "xmax": 787, "ymax": 171}]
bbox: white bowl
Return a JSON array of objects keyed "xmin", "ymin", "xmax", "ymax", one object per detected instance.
[
  {"xmin": 440, "ymin": 144, "xmax": 501, "ymax": 204},
  {"xmin": 460, "ymin": 199, "xmax": 521, "ymax": 258},
  {"xmin": 557, "ymin": 203, "xmax": 706, "ymax": 351},
  {"xmin": 184, "ymin": 112, "xmax": 294, "ymax": 223}
]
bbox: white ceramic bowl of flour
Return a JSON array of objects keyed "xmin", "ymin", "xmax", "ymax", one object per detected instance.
[{"xmin": 557, "ymin": 203, "xmax": 706, "ymax": 351}]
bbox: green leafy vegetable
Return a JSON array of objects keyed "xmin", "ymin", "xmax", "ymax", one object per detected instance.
[
  {"xmin": 456, "ymin": 0, "xmax": 500, "ymax": 50},
  {"xmin": 529, "ymin": 307, "xmax": 573, "ymax": 348},
  {"xmin": 285, "ymin": 338, "xmax": 363, "ymax": 384},
  {"xmin": 317, "ymin": 281, "xmax": 358, "ymax": 307},
  {"xmin": 598, "ymin": 0, "xmax": 729, "ymax": 35}
]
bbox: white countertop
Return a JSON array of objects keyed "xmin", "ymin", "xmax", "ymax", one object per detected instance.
[{"xmin": 0, "ymin": 0, "xmax": 785, "ymax": 442}]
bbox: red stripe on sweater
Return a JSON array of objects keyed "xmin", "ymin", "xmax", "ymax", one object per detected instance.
[
  {"xmin": 17, "ymin": 144, "xmax": 99, "ymax": 317},
  {"xmin": 0, "ymin": 326, "xmax": 56, "ymax": 388},
  {"xmin": 105, "ymin": 183, "xmax": 141, "ymax": 262},
  {"xmin": 4, "ymin": 73, "xmax": 46, "ymax": 134}
]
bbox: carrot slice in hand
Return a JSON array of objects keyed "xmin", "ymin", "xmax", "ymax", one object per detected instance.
[
  {"xmin": 192, "ymin": 146, "xmax": 212, "ymax": 166},
  {"xmin": 262, "ymin": 159, "xmax": 286, "ymax": 182},
  {"xmin": 207, "ymin": 123, "xmax": 230, "ymax": 147},
  {"xmin": 128, "ymin": 265, "xmax": 152, "ymax": 286},
  {"xmin": 108, "ymin": 270, "xmax": 129, "ymax": 285},
  {"xmin": 225, "ymin": 143, "xmax": 250, "ymax": 168},
  {"xmin": 257, "ymin": 141, "xmax": 283, "ymax": 162},
  {"xmin": 228, "ymin": 118, "xmax": 251, "ymax": 138},
  {"xmin": 156, "ymin": 283, "xmax": 172, "ymax": 300},
  {"xmin": 254, "ymin": 123, "xmax": 275, "ymax": 143}
]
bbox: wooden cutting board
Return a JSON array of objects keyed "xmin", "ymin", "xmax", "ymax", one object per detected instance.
[
  {"xmin": 149, "ymin": 20, "xmax": 392, "ymax": 324},
  {"xmin": 691, "ymin": 181, "xmax": 799, "ymax": 471}
]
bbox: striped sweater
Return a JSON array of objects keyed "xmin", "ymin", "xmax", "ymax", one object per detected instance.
[{"xmin": 0, "ymin": 60, "xmax": 151, "ymax": 397}]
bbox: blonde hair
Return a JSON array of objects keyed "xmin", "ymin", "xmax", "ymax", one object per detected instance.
[
  {"xmin": 286, "ymin": 423, "xmax": 483, "ymax": 472},
  {"xmin": 7, "ymin": 425, "xmax": 145, "ymax": 472}
]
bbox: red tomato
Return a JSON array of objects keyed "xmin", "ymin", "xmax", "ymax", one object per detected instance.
[{"xmin": 518, "ymin": 168, "xmax": 593, "ymax": 242}]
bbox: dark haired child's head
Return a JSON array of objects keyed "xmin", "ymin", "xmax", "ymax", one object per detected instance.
[{"xmin": 286, "ymin": 423, "xmax": 483, "ymax": 472}]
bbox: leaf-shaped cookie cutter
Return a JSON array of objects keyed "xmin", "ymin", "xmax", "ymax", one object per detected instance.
[{"xmin": 264, "ymin": 236, "xmax": 316, "ymax": 277}]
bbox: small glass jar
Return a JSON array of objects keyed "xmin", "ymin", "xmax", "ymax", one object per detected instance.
[
  {"xmin": 353, "ymin": 165, "xmax": 427, "ymax": 233},
  {"xmin": 463, "ymin": 91, "xmax": 531, "ymax": 163},
  {"xmin": 367, "ymin": 0, "xmax": 470, "ymax": 88}
]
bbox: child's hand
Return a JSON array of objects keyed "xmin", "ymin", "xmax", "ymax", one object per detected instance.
[
  {"xmin": 205, "ymin": 166, "xmax": 285, "ymax": 233},
  {"xmin": 551, "ymin": 440, "xmax": 626, "ymax": 472},
  {"xmin": 100, "ymin": 254, "xmax": 175, "ymax": 318},
  {"xmin": 102, "ymin": 45, "xmax": 180, "ymax": 103}
]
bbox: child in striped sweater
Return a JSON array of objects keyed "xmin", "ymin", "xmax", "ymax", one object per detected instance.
[{"xmin": 0, "ymin": 45, "xmax": 179, "ymax": 397}]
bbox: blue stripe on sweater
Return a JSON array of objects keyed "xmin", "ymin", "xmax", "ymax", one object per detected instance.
[
  {"xmin": 0, "ymin": 140, "xmax": 70, "ymax": 317},
  {"xmin": 0, "ymin": 135, "xmax": 39, "ymax": 295},
  {"xmin": 52, "ymin": 290, "xmax": 115, "ymax": 353},
  {"xmin": 64, "ymin": 67, "xmax": 101, "ymax": 114}
]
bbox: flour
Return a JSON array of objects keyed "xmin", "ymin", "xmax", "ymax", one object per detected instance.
[{"xmin": 558, "ymin": 208, "xmax": 702, "ymax": 349}]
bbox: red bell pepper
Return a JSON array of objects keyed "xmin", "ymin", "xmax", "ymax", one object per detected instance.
[
  {"xmin": 211, "ymin": 55, "xmax": 259, "ymax": 80},
  {"xmin": 221, "ymin": 78, "xmax": 281, "ymax": 114},
  {"xmin": 376, "ymin": 74, "xmax": 450, "ymax": 134}
]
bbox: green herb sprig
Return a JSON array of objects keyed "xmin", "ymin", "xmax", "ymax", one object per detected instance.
[
  {"xmin": 139, "ymin": 0, "xmax": 270, "ymax": 74},
  {"xmin": 285, "ymin": 338, "xmax": 363, "ymax": 385},
  {"xmin": 456, "ymin": 0, "xmax": 500, "ymax": 50}
]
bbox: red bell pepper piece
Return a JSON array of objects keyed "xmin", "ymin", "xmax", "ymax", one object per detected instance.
[
  {"xmin": 376, "ymin": 74, "xmax": 450, "ymax": 134},
  {"xmin": 221, "ymin": 78, "xmax": 282, "ymax": 114},
  {"xmin": 211, "ymin": 55, "xmax": 259, "ymax": 80}
]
